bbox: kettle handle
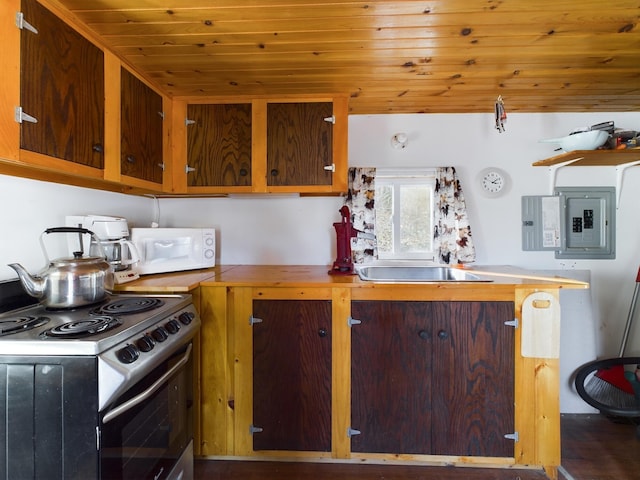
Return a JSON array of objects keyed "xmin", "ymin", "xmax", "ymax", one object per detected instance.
[{"xmin": 39, "ymin": 227, "xmax": 108, "ymax": 263}]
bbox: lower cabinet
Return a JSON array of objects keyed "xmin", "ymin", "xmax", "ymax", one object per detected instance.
[
  {"xmin": 350, "ymin": 300, "xmax": 515, "ymax": 457},
  {"xmin": 251, "ymin": 299, "xmax": 332, "ymax": 452},
  {"xmin": 200, "ymin": 287, "xmax": 520, "ymax": 460}
]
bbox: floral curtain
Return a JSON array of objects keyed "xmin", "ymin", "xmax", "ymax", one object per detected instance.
[
  {"xmin": 434, "ymin": 167, "xmax": 476, "ymax": 264},
  {"xmin": 344, "ymin": 167, "xmax": 377, "ymax": 264}
]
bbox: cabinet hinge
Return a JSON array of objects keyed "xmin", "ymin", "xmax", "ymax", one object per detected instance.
[
  {"xmin": 323, "ymin": 115, "xmax": 336, "ymax": 124},
  {"xmin": 15, "ymin": 12, "xmax": 38, "ymax": 34},
  {"xmin": 504, "ymin": 318, "xmax": 519, "ymax": 328},
  {"xmin": 323, "ymin": 163, "xmax": 336, "ymax": 172},
  {"xmin": 504, "ymin": 432, "xmax": 519, "ymax": 442},
  {"xmin": 249, "ymin": 424, "xmax": 263, "ymax": 435},
  {"xmin": 347, "ymin": 427, "xmax": 361, "ymax": 438},
  {"xmin": 347, "ymin": 316, "xmax": 361, "ymax": 327},
  {"xmin": 185, "ymin": 118, "xmax": 196, "ymax": 126},
  {"xmin": 185, "ymin": 165, "xmax": 196, "ymax": 174},
  {"xmin": 14, "ymin": 107, "xmax": 37, "ymax": 124},
  {"xmin": 249, "ymin": 315, "xmax": 263, "ymax": 326}
]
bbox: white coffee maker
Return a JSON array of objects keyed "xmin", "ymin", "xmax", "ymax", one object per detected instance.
[{"xmin": 66, "ymin": 215, "xmax": 140, "ymax": 284}]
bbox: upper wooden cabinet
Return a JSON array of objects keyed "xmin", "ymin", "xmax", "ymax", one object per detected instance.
[
  {"xmin": 1, "ymin": 0, "xmax": 348, "ymax": 196},
  {"xmin": 19, "ymin": 0, "xmax": 104, "ymax": 168},
  {"xmin": 175, "ymin": 96, "xmax": 348, "ymax": 195},
  {"xmin": 120, "ymin": 68, "xmax": 164, "ymax": 185},
  {"xmin": 186, "ymin": 103, "xmax": 253, "ymax": 189},
  {"xmin": 266, "ymin": 102, "xmax": 334, "ymax": 188}
]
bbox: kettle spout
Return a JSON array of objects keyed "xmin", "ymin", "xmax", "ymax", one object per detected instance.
[{"xmin": 7, "ymin": 263, "xmax": 44, "ymax": 299}]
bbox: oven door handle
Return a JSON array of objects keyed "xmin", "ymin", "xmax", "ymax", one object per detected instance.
[{"xmin": 102, "ymin": 343, "xmax": 192, "ymax": 424}]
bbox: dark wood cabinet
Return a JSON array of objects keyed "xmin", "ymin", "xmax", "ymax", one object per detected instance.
[
  {"xmin": 252, "ymin": 299, "xmax": 332, "ymax": 452},
  {"xmin": 351, "ymin": 300, "xmax": 515, "ymax": 457},
  {"xmin": 19, "ymin": 0, "xmax": 104, "ymax": 168},
  {"xmin": 120, "ymin": 68, "xmax": 164, "ymax": 184},
  {"xmin": 180, "ymin": 97, "xmax": 347, "ymax": 194},
  {"xmin": 266, "ymin": 102, "xmax": 333, "ymax": 187},
  {"xmin": 186, "ymin": 103, "xmax": 252, "ymax": 188}
]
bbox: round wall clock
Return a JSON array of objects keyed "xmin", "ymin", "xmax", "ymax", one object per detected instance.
[{"xmin": 478, "ymin": 167, "xmax": 510, "ymax": 197}]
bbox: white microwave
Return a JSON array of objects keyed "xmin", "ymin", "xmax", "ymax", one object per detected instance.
[{"xmin": 130, "ymin": 227, "xmax": 216, "ymax": 275}]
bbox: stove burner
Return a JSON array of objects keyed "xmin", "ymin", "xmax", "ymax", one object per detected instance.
[
  {"xmin": 0, "ymin": 316, "xmax": 49, "ymax": 337},
  {"xmin": 40, "ymin": 316, "xmax": 122, "ymax": 339},
  {"xmin": 90, "ymin": 297, "xmax": 165, "ymax": 316}
]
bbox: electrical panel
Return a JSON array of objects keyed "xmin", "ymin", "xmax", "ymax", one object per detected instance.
[{"xmin": 522, "ymin": 187, "xmax": 615, "ymax": 259}]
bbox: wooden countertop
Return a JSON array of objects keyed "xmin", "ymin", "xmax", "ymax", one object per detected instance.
[{"xmin": 114, "ymin": 264, "xmax": 589, "ymax": 292}]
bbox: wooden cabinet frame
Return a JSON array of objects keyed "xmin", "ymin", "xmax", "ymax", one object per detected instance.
[{"xmin": 199, "ymin": 283, "xmax": 562, "ymax": 479}]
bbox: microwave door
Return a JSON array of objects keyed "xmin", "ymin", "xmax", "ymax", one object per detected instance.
[{"xmin": 144, "ymin": 238, "xmax": 192, "ymax": 263}]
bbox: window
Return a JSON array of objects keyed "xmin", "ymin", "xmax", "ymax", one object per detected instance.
[{"xmin": 374, "ymin": 169, "xmax": 436, "ymax": 260}]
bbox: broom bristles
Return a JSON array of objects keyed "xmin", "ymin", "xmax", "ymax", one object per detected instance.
[
  {"xmin": 595, "ymin": 365, "xmax": 634, "ymax": 394},
  {"xmin": 585, "ymin": 375, "xmax": 639, "ymax": 409}
]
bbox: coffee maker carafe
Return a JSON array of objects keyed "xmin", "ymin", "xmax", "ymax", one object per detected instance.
[{"xmin": 66, "ymin": 215, "xmax": 140, "ymax": 284}]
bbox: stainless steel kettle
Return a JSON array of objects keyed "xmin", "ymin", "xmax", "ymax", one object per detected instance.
[{"xmin": 8, "ymin": 227, "xmax": 114, "ymax": 309}]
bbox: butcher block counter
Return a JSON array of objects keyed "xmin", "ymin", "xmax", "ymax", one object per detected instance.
[{"xmin": 118, "ymin": 265, "xmax": 588, "ymax": 480}]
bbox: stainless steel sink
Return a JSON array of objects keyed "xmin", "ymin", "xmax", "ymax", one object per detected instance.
[{"xmin": 355, "ymin": 265, "xmax": 492, "ymax": 282}]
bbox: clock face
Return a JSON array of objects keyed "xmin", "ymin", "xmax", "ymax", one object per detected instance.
[
  {"xmin": 478, "ymin": 168, "xmax": 509, "ymax": 196},
  {"xmin": 482, "ymin": 171, "xmax": 504, "ymax": 193}
]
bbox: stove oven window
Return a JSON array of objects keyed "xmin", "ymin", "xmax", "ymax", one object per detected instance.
[{"xmin": 100, "ymin": 343, "xmax": 193, "ymax": 479}]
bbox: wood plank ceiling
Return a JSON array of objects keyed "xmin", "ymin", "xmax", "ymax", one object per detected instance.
[{"xmin": 52, "ymin": 0, "xmax": 640, "ymax": 115}]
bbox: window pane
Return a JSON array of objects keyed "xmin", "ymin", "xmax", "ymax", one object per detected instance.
[
  {"xmin": 375, "ymin": 185, "xmax": 393, "ymax": 254},
  {"xmin": 399, "ymin": 185, "xmax": 431, "ymax": 253}
]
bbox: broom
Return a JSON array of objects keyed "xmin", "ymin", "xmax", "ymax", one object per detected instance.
[{"xmin": 576, "ymin": 266, "xmax": 640, "ymax": 414}]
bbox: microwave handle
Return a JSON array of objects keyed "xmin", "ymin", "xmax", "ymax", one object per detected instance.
[{"xmin": 102, "ymin": 343, "xmax": 192, "ymax": 424}]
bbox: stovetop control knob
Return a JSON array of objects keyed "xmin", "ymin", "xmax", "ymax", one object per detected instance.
[
  {"xmin": 165, "ymin": 319, "xmax": 181, "ymax": 334},
  {"xmin": 151, "ymin": 326, "xmax": 169, "ymax": 343},
  {"xmin": 178, "ymin": 311, "xmax": 195, "ymax": 325},
  {"xmin": 136, "ymin": 334, "xmax": 155, "ymax": 352},
  {"xmin": 117, "ymin": 344, "xmax": 140, "ymax": 364}
]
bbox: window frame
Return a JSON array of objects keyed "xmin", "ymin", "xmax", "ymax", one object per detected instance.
[{"xmin": 374, "ymin": 168, "xmax": 436, "ymax": 261}]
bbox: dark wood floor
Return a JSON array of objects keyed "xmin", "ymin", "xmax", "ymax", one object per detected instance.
[{"xmin": 194, "ymin": 414, "xmax": 640, "ymax": 480}]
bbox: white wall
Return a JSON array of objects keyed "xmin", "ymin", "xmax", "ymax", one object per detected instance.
[
  {"xmin": 1, "ymin": 111, "xmax": 639, "ymax": 413},
  {"xmin": 0, "ymin": 176, "xmax": 153, "ymax": 278}
]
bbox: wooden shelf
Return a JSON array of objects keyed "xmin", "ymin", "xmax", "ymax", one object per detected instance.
[
  {"xmin": 533, "ymin": 148, "xmax": 640, "ymax": 206},
  {"xmin": 533, "ymin": 149, "xmax": 640, "ymax": 167}
]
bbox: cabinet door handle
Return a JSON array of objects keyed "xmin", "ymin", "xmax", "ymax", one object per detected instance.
[
  {"xmin": 126, "ymin": 155, "xmax": 135, "ymax": 163},
  {"xmin": 323, "ymin": 163, "xmax": 335, "ymax": 172},
  {"xmin": 418, "ymin": 330, "xmax": 429, "ymax": 340},
  {"xmin": 318, "ymin": 328, "xmax": 328, "ymax": 338},
  {"xmin": 270, "ymin": 169, "xmax": 279, "ymax": 177},
  {"xmin": 438, "ymin": 330, "xmax": 449, "ymax": 340},
  {"xmin": 323, "ymin": 115, "xmax": 336, "ymax": 124},
  {"xmin": 92, "ymin": 143, "xmax": 103, "ymax": 154},
  {"xmin": 239, "ymin": 168, "xmax": 248, "ymax": 176}
]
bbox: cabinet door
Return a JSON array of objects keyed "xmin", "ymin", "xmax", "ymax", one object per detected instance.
[
  {"xmin": 187, "ymin": 104, "xmax": 252, "ymax": 187},
  {"xmin": 121, "ymin": 68, "xmax": 163, "ymax": 184},
  {"xmin": 266, "ymin": 102, "xmax": 333, "ymax": 187},
  {"xmin": 20, "ymin": 0, "xmax": 104, "ymax": 168},
  {"xmin": 430, "ymin": 301, "xmax": 514, "ymax": 457},
  {"xmin": 252, "ymin": 300, "xmax": 331, "ymax": 452},
  {"xmin": 351, "ymin": 300, "xmax": 514, "ymax": 457},
  {"xmin": 351, "ymin": 301, "xmax": 433, "ymax": 454}
]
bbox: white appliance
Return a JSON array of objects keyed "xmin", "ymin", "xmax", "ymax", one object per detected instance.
[
  {"xmin": 66, "ymin": 215, "xmax": 140, "ymax": 284},
  {"xmin": 130, "ymin": 228, "xmax": 216, "ymax": 275}
]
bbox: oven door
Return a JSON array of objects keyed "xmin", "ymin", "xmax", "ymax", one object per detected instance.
[{"xmin": 99, "ymin": 342, "xmax": 193, "ymax": 480}]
